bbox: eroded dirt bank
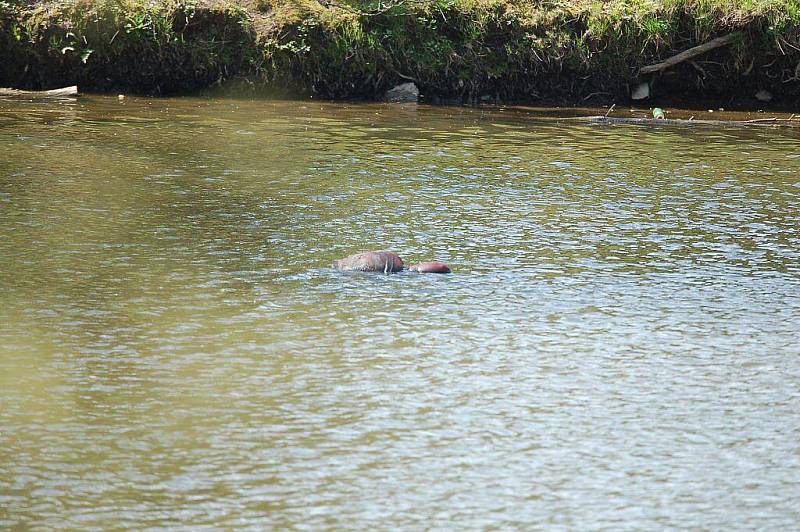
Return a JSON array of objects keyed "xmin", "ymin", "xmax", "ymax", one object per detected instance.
[{"xmin": 1, "ymin": 0, "xmax": 798, "ymax": 108}]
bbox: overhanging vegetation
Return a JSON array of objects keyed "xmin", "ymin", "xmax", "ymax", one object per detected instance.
[{"xmin": 1, "ymin": 0, "xmax": 799, "ymax": 103}]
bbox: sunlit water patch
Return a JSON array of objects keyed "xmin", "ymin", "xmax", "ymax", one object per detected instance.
[{"xmin": 1, "ymin": 97, "xmax": 799, "ymax": 529}]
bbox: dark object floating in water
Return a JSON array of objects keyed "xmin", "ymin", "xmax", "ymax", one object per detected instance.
[
  {"xmin": 333, "ymin": 251, "xmax": 404, "ymax": 273},
  {"xmin": 0, "ymin": 85, "xmax": 79, "ymax": 98},
  {"xmin": 408, "ymin": 261, "xmax": 451, "ymax": 274},
  {"xmin": 333, "ymin": 252, "xmax": 452, "ymax": 274}
]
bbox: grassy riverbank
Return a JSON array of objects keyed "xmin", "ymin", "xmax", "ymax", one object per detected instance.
[{"xmin": 1, "ymin": 0, "xmax": 799, "ymax": 105}]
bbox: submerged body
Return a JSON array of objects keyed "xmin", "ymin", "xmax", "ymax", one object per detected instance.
[
  {"xmin": 333, "ymin": 252, "xmax": 451, "ymax": 274},
  {"xmin": 333, "ymin": 251, "xmax": 404, "ymax": 273}
]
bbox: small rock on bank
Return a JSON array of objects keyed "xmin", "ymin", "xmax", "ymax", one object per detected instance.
[
  {"xmin": 754, "ymin": 89, "xmax": 773, "ymax": 102},
  {"xmin": 631, "ymin": 82, "xmax": 650, "ymax": 100},
  {"xmin": 386, "ymin": 82, "xmax": 419, "ymax": 103}
]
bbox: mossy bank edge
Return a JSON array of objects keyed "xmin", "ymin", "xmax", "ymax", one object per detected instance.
[{"xmin": 2, "ymin": 0, "xmax": 799, "ymax": 106}]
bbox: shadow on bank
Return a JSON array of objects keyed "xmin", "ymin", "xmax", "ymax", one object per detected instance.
[{"xmin": 1, "ymin": 0, "xmax": 798, "ymax": 108}]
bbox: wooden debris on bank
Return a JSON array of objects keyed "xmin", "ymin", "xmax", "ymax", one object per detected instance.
[
  {"xmin": 569, "ymin": 115, "xmax": 800, "ymax": 128},
  {"xmin": 0, "ymin": 85, "xmax": 79, "ymax": 98},
  {"xmin": 638, "ymin": 33, "xmax": 740, "ymax": 76}
]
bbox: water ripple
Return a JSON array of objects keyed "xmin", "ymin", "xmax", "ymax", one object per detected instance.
[{"xmin": 1, "ymin": 97, "xmax": 799, "ymax": 530}]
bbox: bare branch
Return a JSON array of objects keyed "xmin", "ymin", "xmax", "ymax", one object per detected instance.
[{"xmin": 638, "ymin": 33, "xmax": 740, "ymax": 76}]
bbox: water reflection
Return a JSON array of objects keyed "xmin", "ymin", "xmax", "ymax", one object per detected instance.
[{"xmin": 1, "ymin": 97, "xmax": 799, "ymax": 529}]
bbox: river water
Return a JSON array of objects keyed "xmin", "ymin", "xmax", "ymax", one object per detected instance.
[{"xmin": 1, "ymin": 96, "xmax": 799, "ymax": 529}]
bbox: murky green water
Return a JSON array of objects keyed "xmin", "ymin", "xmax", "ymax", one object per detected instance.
[{"xmin": 1, "ymin": 96, "xmax": 799, "ymax": 529}]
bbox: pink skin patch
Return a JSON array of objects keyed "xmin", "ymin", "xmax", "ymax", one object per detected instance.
[{"xmin": 408, "ymin": 261, "xmax": 451, "ymax": 274}]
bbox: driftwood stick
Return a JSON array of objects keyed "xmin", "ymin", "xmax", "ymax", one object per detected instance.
[
  {"xmin": 0, "ymin": 85, "xmax": 79, "ymax": 97},
  {"xmin": 570, "ymin": 115, "xmax": 800, "ymax": 128},
  {"xmin": 639, "ymin": 33, "xmax": 740, "ymax": 75},
  {"xmin": 742, "ymin": 117, "xmax": 799, "ymax": 123}
]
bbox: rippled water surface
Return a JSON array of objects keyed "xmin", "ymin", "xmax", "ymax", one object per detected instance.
[{"xmin": 1, "ymin": 96, "xmax": 800, "ymax": 529}]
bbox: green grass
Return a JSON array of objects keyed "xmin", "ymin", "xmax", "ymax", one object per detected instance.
[
  {"xmin": 1, "ymin": 0, "xmax": 256, "ymax": 92},
  {"xmin": 1, "ymin": 0, "xmax": 799, "ymax": 101},
  {"xmin": 253, "ymin": 0, "xmax": 800, "ymax": 99}
]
